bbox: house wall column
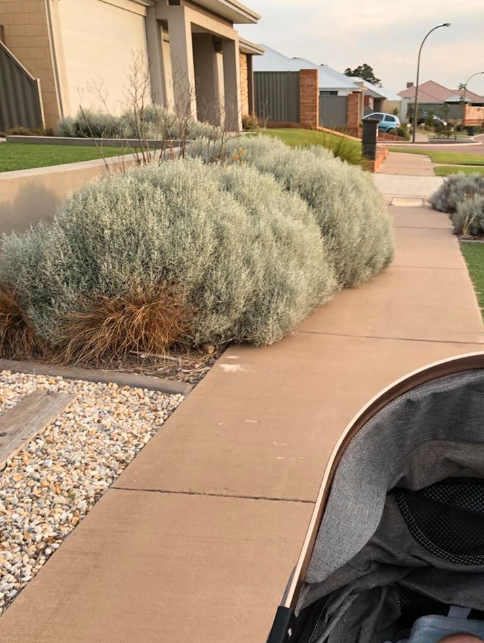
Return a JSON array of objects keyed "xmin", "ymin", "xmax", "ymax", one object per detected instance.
[
  {"xmin": 347, "ymin": 92, "xmax": 361, "ymax": 129},
  {"xmin": 239, "ymin": 52, "xmax": 249, "ymax": 115},
  {"xmin": 247, "ymin": 54, "xmax": 255, "ymax": 115},
  {"xmin": 299, "ymin": 69, "xmax": 319, "ymax": 128},
  {"xmin": 158, "ymin": 5, "xmax": 196, "ymax": 118},
  {"xmin": 222, "ymin": 37, "xmax": 242, "ymax": 131},
  {"xmin": 145, "ymin": 6, "xmax": 165, "ymax": 106},
  {"xmin": 192, "ymin": 34, "xmax": 222, "ymax": 125}
]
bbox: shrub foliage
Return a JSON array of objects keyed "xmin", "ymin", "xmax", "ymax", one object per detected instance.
[
  {"xmin": 430, "ymin": 173, "xmax": 484, "ymax": 214},
  {"xmin": 452, "ymin": 195, "xmax": 484, "ymax": 236},
  {"xmin": 0, "ymin": 134, "xmax": 395, "ymax": 360},
  {"xmin": 55, "ymin": 107, "xmax": 220, "ymax": 141},
  {"xmin": 0, "ymin": 159, "xmax": 335, "ymax": 353},
  {"xmin": 189, "ymin": 135, "xmax": 394, "ymax": 288}
]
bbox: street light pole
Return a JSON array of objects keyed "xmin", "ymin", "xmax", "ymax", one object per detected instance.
[
  {"xmin": 461, "ymin": 71, "xmax": 484, "ymax": 133},
  {"xmin": 412, "ymin": 23, "xmax": 451, "ymax": 143}
]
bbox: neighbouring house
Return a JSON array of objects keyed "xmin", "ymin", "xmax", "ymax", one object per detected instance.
[
  {"xmin": 399, "ymin": 80, "xmax": 484, "ymax": 125},
  {"xmin": 253, "ymin": 46, "xmax": 364, "ymax": 130},
  {"xmin": 348, "ymin": 77, "xmax": 406, "ymax": 122},
  {"xmin": 0, "ymin": 0, "xmax": 263, "ymax": 132}
]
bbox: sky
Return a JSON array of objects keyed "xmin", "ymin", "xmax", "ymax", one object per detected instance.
[{"xmin": 238, "ymin": 0, "xmax": 484, "ymax": 96}]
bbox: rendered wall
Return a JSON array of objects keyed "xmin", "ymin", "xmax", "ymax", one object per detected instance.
[{"xmin": 56, "ymin": 0, "xmax": 150, "ymax": 115}]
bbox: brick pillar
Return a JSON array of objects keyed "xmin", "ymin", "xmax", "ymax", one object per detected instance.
[
  {"xmin": 347, "ymin": 92, "xmax": 361, "ymax": 131},
  {"xmin": 299, "ymin": 69, "xmax": 319, "ymax": 128}
]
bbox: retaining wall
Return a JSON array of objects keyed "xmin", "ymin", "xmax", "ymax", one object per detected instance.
[{"xmin": 0, "ymin": 154, "xmax": 139, "ymax": 234}]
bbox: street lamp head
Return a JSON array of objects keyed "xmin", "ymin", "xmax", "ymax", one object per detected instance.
[{"xmin": 443, "ymin": 23, "xmax": 451, "ymax": 27}]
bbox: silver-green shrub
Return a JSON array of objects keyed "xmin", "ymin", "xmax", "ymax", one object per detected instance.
[
  {"xmin": 430, "ymin": 173, "xmax": 484, "ymax": 213},
  {"xmin": 55, "ymin": 106, "xmax": 221, "ymax": 141},
  {"xmin": 192, "ymin": 135, "xmax": 394, "ymax": 288},
  {"xmin": 0, "ymin": 159, "xmax": 333, "ymax": 347},
  {"xmin": 304, "ymin": 145, "xmax": 335, "ymax": 161},
  {"xmin": 452, "ymin": 195, "xmax": 484, "ymax": 236},
  {"xmin": 54, "ymin": 109, "xmax": 122, "ymax": 138}
]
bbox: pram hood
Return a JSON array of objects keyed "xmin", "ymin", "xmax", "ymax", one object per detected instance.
[{"xmin": 268, "ymin": 353, "xmax": 484, "ymax": 643}]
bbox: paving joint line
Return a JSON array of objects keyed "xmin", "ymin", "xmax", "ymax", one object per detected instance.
[
  {"xmin": 390, "ymin": 265, "xmax": 464, "ymax": 272},
  {"xmin": 113, "ymin": 486, "xmax": 315, "ymax": 504},
  {"xmin": 392, "ymin": 265, "xmax": 466, "ymax": 271},
  {"xmin": 297, "ymin": 330, "xmax": 484, "ymax": 346},
  {"xmin": 395, "ymin": 226, "xmax": 452, "ymax": 231}
]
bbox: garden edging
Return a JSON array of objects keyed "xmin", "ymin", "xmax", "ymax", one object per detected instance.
[
  {"xmin": 0, "ymin": 359, "xmax": 192, "ymax": 396},
  {"xmin": 5, "ymin": 136, "xmax": 182, "ymax": 148}
]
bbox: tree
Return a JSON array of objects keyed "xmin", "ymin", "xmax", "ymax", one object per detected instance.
[{"xmin": 344, "ymin": 64, "xmax": 381, "ymax": 87}]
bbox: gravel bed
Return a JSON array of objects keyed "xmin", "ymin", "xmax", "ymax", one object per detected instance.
[{"xmin": 0, "ymin": 371, "xmax": 183, "ymax": 614}]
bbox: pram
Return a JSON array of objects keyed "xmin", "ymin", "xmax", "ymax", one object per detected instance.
[{"xmin": 267, "ymin": 353, "xmax": 484, "ymax": 643}]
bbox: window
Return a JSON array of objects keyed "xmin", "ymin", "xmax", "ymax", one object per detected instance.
[{"xmin": 383, "ymin": 115, "xmax": 394, "ymax": 122}]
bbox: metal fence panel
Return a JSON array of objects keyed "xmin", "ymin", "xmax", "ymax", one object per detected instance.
[
  {"xmin": 0, "ymin": 41, "xmax": 44, "ymax": 131},
  {"xmin": 319, "ymin": 94, "xmax": 348, "ymax": 128},
  {"xmin": 254, "ymin": 72, "xmax": 300, "ymax": 123}
]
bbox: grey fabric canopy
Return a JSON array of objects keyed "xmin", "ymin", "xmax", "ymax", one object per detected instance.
[{"xmin": 267, "ymin": 355, "xmax": 484, "ymax": 643}]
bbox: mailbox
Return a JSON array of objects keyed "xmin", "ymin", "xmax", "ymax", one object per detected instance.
[{"xmin": 362, "ymin": 118, "xmax": 379, "ymax": 161}]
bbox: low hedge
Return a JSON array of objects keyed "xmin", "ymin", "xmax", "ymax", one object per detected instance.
[
  {"xmin": 0, "ymin": 159, "xmax": 336, "ymax": 357},
  {"xmin": 189, "ymin": 135, "xmax": 394, "ymax": 289},
  {"xmin": 430, "ymin": 174, "xmax": 484, "ymax": 214},
  {"xmin": 55, "ymin": 106, "xmax": 220, "ymax": 141},
  {"xmin": 452, "ymin": 195, "xmax": 484, "ymax": 236}
]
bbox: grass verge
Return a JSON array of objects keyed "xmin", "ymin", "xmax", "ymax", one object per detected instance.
[
  {"xmin": 461, "ymin": 242, "xmax": 484, "ymax": 322},
  {"xmin": 0, "ymin": 143, "xmax": 134, "ymax": 172},
  {"xmin": 435, "ymin": 166, "xmax": 484, "ymax": 177},
  {"xmin": 260, "ymin": 127, "xmax": 362, "ymax": 164},
  {"xmin": 390, "ymin": 147, "xmax": 484, "ymax": 166}
]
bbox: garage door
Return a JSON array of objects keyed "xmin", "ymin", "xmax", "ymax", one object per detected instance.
[{"xmin": 58, "ymin": 0, "xmax": 149, "ymax": 116}]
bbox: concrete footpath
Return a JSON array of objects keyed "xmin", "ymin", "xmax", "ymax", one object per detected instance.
[
  {"xmin": 0, "ymin": 195, "xmax": 483, "ymax": 640},
  {"xmin": 375, "ymin": 150, "xmax": 444, "ymax": 199}
]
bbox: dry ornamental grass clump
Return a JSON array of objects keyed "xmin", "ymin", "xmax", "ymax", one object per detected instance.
[
  {"xmin": 0, "ymin": 286, "xmax": 42, "ymax": 359},
  {"xmin": 57, "ymin": 289, "xmax": 193, "ymax": 365}
]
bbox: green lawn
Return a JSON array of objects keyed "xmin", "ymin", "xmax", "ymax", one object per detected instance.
[
  {"xmin": 260, "ymin": 128, "xmax": 362, "ymax": 164},
  {"xmin": 461, "ymin": 243, "xmax": 484, "ymax": 322},
  {"xmin": 0, "ymin": 143, "xmax": 134, "ymax": 172},
  {"xmin": 435, "ymin": 166, "xmax": 484, "ymax": 177},
  {"xmin": 391, "ymin": 147, "xmax": 484, "ymax": 166}
]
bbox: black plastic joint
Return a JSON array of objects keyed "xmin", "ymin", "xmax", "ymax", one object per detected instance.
[{"xmin": 266, "ymin": 606, "xmax": 297, "ymax": 643}]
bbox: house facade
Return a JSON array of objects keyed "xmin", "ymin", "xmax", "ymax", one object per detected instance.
[
  {"xmin": 0, "ymin": 0, "xmax": 262, "ymax": 130},
  {"xmin": 253, "ymin": 46, "xmax": 364, "ymax": 130},
  {"xmin": 399, "ymin": 80, "xmax": 484, "ymax": 124}
]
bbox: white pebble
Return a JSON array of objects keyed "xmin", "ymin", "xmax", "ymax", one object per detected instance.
[{"xmin": 0, "ymin": 372, "xmax": 183, "ymax": 611}]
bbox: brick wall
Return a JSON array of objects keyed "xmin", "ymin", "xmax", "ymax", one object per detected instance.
[
  {"xmin": 0, "ymin": 0, "xmax": 59, "ymax": 127},
  {"xmin": 239, "ymin": 52, "xmax": 249, "ymax": 116},
  {"xmin": 347, "ymin": 92, "xmax": 360, "ymax": 130},
  {"xmin": 299, "ymin": 69, "xmax": 318, "ymax": 128},
  {"xmin": 464, "ymin": 104, "xmax": 484, "ymax": 127}
]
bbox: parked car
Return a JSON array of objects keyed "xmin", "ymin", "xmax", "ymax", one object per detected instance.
[
  {"xmin": 417, "ymin": 114, "xmax": 447, "ymax": 127},
  {"xmin": 363, "ymin": 113, "xmax": 401, "ymax": 133}
]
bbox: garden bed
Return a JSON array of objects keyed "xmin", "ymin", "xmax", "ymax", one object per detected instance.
[{"xmin": 0, "ymin": 370, "xmax": 183, "ymax": 614}]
